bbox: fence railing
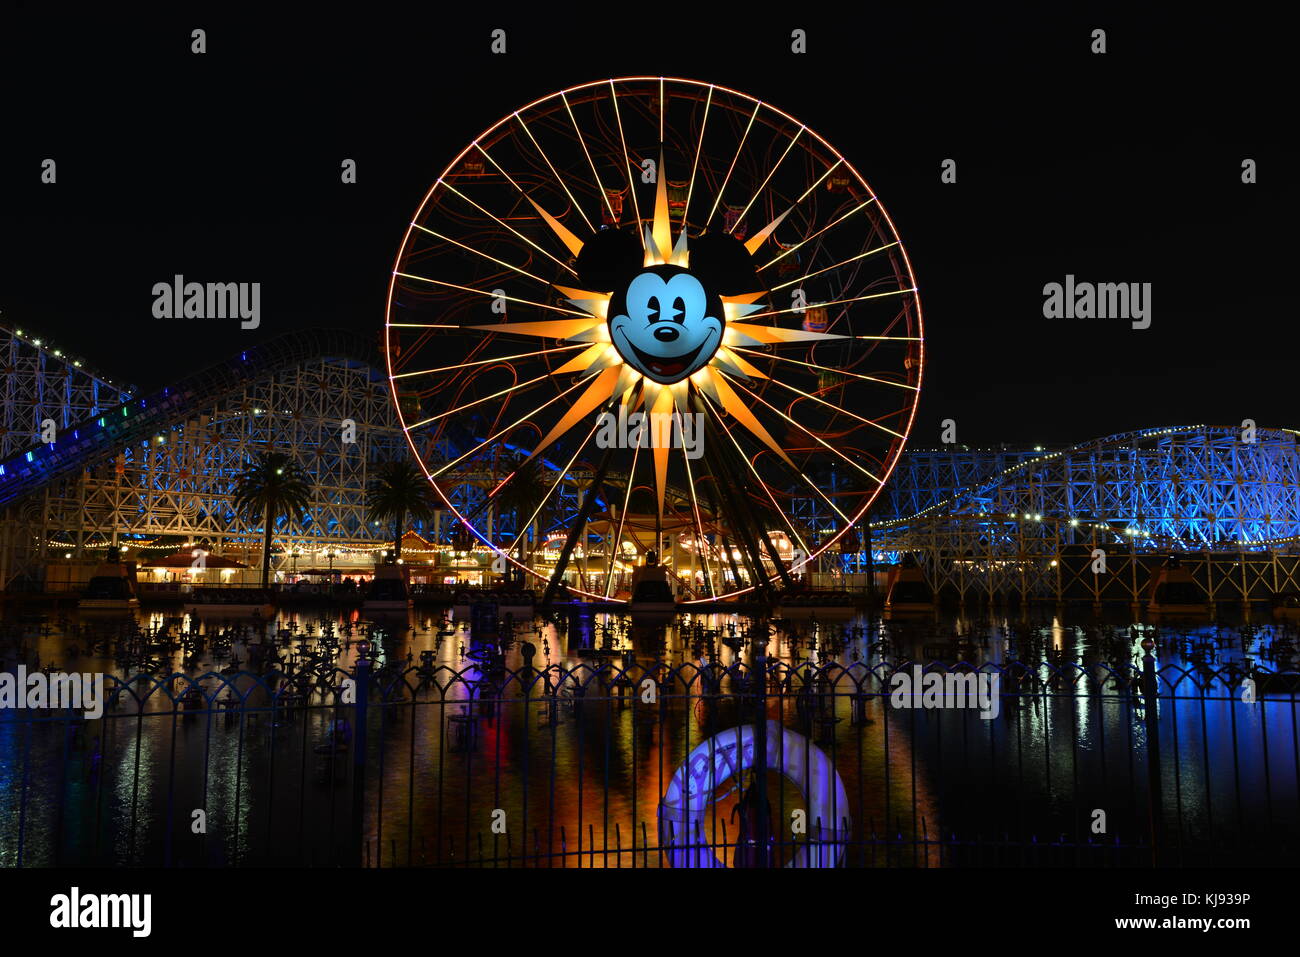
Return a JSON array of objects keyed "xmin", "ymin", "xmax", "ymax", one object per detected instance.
[{"xmin": 1, "ymin": 652, "xmax": 1296, "ymax": 867}]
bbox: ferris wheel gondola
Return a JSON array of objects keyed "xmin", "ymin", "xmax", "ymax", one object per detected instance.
[{"xmin": 384, "ymin": 77, "xmax": 923, "ymax": 602}]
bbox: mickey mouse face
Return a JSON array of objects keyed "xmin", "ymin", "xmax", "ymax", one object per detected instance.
[{"xmin": 608, "ymin": 265, "xmax": 724, "ymax": 384}]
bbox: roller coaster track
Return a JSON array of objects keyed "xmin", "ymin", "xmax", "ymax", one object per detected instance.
[
  {"xmin": 873, "ymin": 424, "xmax": 1300, "ymax": 552},
  {"xmin": 0, "ymin": 330, "xmax": 379, "ymax": 509}
]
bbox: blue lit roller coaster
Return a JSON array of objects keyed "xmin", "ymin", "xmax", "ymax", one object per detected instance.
[
  {"xmin": 0, "ymin": 324, "xmax": 590, "ymax": 589},
  {"xmin": 856, "ymin": 425, "xmax": 1300, "ymax": 605},
  {"xmin": 0, "ymin": 329, "xmax": 379, "ymax": 509},
  {"xmin": 2, "ymin": 313, "xmax": 1297, "ymax": 604},
  {"xmin": 0, "ymin": 326, "xmax": 420, "ymax": 587}
]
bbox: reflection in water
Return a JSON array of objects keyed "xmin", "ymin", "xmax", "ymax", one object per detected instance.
[{"xmin": 0, "ymin": 605, "xmax": 1296, "ymax": 866}]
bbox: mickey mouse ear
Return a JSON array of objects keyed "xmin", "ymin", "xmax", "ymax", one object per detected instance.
[
  {"xmin": 574, "ymin": 227, "xmax": 644, "ymax": 293},
  {"xmin": 688, "ymin": 232, "xmax": 762, "ymax": 296}
]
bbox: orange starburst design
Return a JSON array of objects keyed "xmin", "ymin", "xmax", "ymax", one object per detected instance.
[{"xmin": 467, "ymin": 153, "xmax": 848, "ymax": 518}]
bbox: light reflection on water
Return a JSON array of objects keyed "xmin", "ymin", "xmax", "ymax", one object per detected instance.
[{"xmin": 1, "ymin": 604, "xmax": 1297, "ymax": 866}]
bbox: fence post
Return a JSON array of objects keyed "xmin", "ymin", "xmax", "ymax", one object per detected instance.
[
  {"xmin": 352, "ymin": 653, "xmax": 371, "ymax": 867},
  {"xmin": 1140, "ymin": 637, "xmax": 1163, "ymax": 865},
  {"xmin": 751, "ymin": 628, "xmax": 769, "ymax": 868}
]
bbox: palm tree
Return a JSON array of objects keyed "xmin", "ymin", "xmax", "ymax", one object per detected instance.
[
  {"xmin": 232, "ymin": 452, "xmax": 313, "ymax": 588},
  {"xmin": 366, "ymin": 459, "xmax": 436, "ymax": 560},
  {"xmin": 493, "ymin": 454, "xmax": 550, "ymax": 574}
]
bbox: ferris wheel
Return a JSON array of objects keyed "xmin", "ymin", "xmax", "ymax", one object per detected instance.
[{"xmin": 384, "ymin": 77, "xmax": 923, "ymax": 603}]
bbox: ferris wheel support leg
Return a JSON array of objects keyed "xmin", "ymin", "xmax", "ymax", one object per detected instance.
[
  {"xmin": 703, "ymin": 483, "xmax": 745, "ymax": 594},
  {"xmin": 699, "ymin": 432, "xmax": 778, "ymax": 600},
  {"xmin": 863, "ymin": 514, "xmax": 878, "ymax": 608},
  {"xmin": 541, "ymin": 442, "xmax": 615, "ymax": 608},
  {"xmin": 722, "ymin": 458, "xmax": 793, "ymax": 594},
  {"xmin": 759, "ymin": 526, "xmax": 795, "ymax": 591},
  {"xmin": 700, "ymin": 397, "xmax": 795, "ymax": 594},
  {"xmin": 688, "ymin": 399, "xmax": 757, "ymax": 596},
  {"xmin": 725, "ymin": 443, "xmax": 797, "ymax": 591}
]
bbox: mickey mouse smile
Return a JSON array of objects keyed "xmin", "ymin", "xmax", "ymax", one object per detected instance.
[{"xmin": 616, "ymin": 332, "xmax": 716, "ymax": 381}]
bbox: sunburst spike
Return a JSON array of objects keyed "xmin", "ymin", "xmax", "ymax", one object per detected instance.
[
  {"xmin": 564, "ymin": 297, "xmax": 609, "ymax": 319},
  {"xmin": 554, "ymin": 342, "xmax": 608, "ymax": 374},
  {"xmin": 723, "ymin": 301, "xmax": 767, "ymax": 321},
  {"xmin": 525, "ymin": 366, "xmax": 620, "ymax": 465},
  {"xmin": 706, "ymin": 368, "xmax": 796, "ymax": 470},
  {"xmin": 651, "ymin": 386, "xmax": 674, "ymax": 522},
  {"xmin": 720, "ymin": 291, "xmax": 767, "ymax": 305},
  {"xmin": 624, "ymin": 376, "xmax": 644, "ymax": 411},
  {"xmin": 614, "ymin": 364, "xmax": 641, "ymax": 400},
  {"xmin": 526, "ymin": 196, "xmax": 586, "ymax": 258},
  {"xmin": 567, "ymin": 324, "xmax": 611, "ymax": 343},
  {"xmin": 643, "ymin": 225, "xmax": 663, "ymax": 267},
  {"xmin": 725, "ymin": 322, "xmax": 849, "ymax": 344},
  {"xmin": 743, "ymin": 206, "xmax": 792, "ymax": 255},
  {"xmin": 723, "ymin": 326, "xmax": 767, "ymax": 347},
  {"xmin": 585, "ymin": 345, "xmax": 623, "ymax": 374},
  {"xmin": 653, "ymin": 150, "xmax": 672, "ymax": 261},
  {"xmin": 467, "ymin": 317, "xmax": 605, "ymax": 340},
  {"xmin": 554, "ymin": 284, "xmax": 610, "ymax": 301},
  {"xmin": 712, "ymin": 346, "xmax": 768, "ymax": 380},
  {"xmin": 691, "ymin": 366, "xmax": 720, "ymax": 403},
  {"xmin": 669, "ymin": 228, "xmax": 690, "ymax": 267}
]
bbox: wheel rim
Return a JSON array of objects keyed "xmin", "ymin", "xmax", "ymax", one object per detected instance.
[{"xmin": 384, "ymin": 77, "xmax": 924, "ymax": 602}]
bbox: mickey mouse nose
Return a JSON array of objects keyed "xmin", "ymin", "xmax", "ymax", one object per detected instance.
[{"xmin": 653, "ymin": 326, "xmax": 680, "ymax": 343}]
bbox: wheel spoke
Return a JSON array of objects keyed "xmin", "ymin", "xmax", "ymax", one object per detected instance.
[{"xmin": 386, "ymin": 78, "xmax": 923, "ymax": 601}]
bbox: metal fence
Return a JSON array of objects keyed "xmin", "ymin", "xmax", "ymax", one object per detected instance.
[{"xmin": 1, "ymin": 647, "xmax": 1297, "ymax": 868}]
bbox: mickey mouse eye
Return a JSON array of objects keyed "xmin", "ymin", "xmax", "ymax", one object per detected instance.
[
  {"xmin": 646, "ymin": 295, "xmax": 660, "ymax": 323},
  {"xmin": 670, "ymin": 296, "xmax": 686, "ymax": 323}
]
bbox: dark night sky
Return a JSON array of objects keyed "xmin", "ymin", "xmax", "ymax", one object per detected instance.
[{"xmin": 0, "ymin": 7, "xmax": 1291, "ymax": 446}]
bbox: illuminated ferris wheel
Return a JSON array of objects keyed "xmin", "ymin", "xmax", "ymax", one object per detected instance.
[{"xmin": 384, "ymin": 77, "xmax": 923, "ymax": 603}]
